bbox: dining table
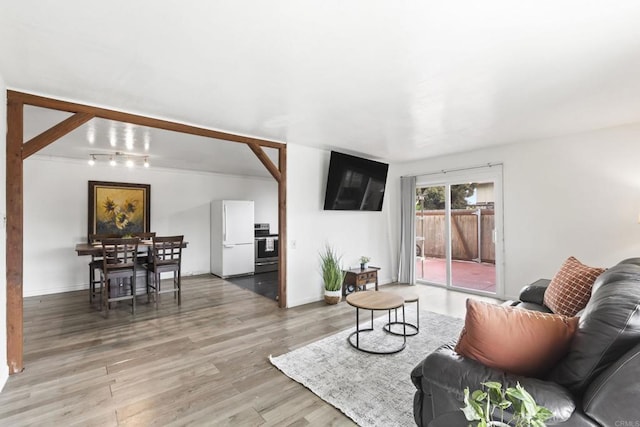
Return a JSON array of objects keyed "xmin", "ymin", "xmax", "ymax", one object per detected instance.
[{"xmin": 74, "ymin": 239, "xmax": 188, "ymax": 256}]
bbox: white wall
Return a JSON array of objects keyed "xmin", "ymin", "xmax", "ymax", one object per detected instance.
[
  {"xmin": 390, "ymin": 124, "xmax": 640, "ymax": 299},
  {"xmin": 20, "ymin": 122, "xmax": 640, "ymax": 309},
  {"xmin": 286, "ymin": 144, "xmax": 396, "ymax": 307},
  {"xmin": 0, "ymin": 78, "xmax": 9, "ymax": 389},
  {"xmin": 23, "ymin": 157, "xmax": 278, "ymax": 296}
]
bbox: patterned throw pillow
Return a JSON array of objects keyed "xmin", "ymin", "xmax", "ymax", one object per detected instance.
[
  {"xmin": 543, "ymin": 257, "xmax": 605, "ymax": 316},
  {"xmin": 455, "ymin": 299, "xmax": 578, "ymax": 377}
]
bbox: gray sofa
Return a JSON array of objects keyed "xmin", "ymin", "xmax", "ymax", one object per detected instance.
[{"xmin": 411, "ymin": 258, "xmax": 640, "ymax": 426}]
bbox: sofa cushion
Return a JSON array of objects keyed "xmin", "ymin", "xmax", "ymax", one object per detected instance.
[
  {"xmin": 548, "ymin": 259, "xmax": 640, "ymax": 394},
  {"xmin": 454, "ymin": 299, "xmax": 578, "ymax": 377},
  {"xmin": 543, "ymin": 256, "xmax": 605, "ymax": 316}
]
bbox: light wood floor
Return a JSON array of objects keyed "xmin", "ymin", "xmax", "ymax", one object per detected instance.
[{"xmin": 0, "ymin": 275, "xmax": 499, "ymax": 426}]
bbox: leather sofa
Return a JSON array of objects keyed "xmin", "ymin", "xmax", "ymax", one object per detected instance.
[{"xmin": 411, "ymin": 258, "xmax": 640, "ymax": 426}]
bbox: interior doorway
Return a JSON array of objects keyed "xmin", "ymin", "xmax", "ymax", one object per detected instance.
[{"xmin": 415, "ymin": 165, "xmax": 503, "ymax": 297}]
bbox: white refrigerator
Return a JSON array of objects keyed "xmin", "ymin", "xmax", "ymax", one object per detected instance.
[{"xmin": 210, "ymin": 200, "xmax": 255, "ymax": 278}]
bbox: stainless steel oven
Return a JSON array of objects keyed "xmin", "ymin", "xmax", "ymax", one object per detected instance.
[{"xmin": 254, "ymin": 223, "xmax": 279, "ymax": 273}]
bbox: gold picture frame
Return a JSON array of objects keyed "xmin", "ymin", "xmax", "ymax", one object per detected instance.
[{"xmin": 88, "ymin": 181, "xmax": 151, "ymax": 236}]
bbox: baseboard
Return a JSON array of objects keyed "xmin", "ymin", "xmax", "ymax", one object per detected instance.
[
  {"xmin": 24, "ymin": 283, "xmax": 88, "ymax": 298},
  {"xmin": 287, "ymin": 295, "xmax": 324, "ymax": 308}
]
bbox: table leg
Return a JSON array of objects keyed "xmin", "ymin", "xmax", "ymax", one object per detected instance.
[
  {"xmin": 402, "ymin": 305, "xmax": 406, "ymax": 347},
  {"xmin": 356, "ymin": 307, "xmax": 360, "ymax": 348}
]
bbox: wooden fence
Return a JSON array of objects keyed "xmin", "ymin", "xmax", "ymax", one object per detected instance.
[{"xmin": 416, "ymin": 209, "xmax": 495, "ymax": 263}]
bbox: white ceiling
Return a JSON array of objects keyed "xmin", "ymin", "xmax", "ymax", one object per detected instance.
[{"xmin": 2, "ymin": 1, "xmax": 640, "ymax": 177}]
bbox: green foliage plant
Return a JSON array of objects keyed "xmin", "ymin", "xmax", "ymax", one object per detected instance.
[
  {"xmin": 461, "ymin": 381, "xmax": 552, "ymax": 427},
  {"xmin": 320, "ymin": 245, "xmax": 346, "ymax": 292},
  {"xmin": 416, "ymin": 183, "xmax": 477, "ymax": 210}
]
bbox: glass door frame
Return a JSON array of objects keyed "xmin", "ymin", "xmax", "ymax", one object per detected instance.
[{"xmin": 415, "ymin": 165, "xmax": 504, "ymax": 298}]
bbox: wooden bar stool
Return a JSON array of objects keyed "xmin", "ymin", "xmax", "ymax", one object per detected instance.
[
  {"xmin": 145, "ymin": 235, "xmax": 184, "ymax": 308},
  {"xmin": 98, "ymin": 237, "xmax": 140, "ymax": 318},
  {"xmin": 88, "ymin": 233, "xmax": 119, "ymax": 304}
]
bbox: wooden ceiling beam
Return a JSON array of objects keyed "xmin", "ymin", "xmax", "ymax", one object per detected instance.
[
  {"xmin": 22, "ymin": 112, "xmax": 95, "ymax": 159},
  {"xmin": 247, "ymin": 142, "xmax": 281, "ymax": 183},
  {"xmin": 8, "ymin": 90, "xmax": 285, "ymax": 150}
]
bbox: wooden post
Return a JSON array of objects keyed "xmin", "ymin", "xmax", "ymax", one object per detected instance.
[
  {"xmin": 6, "ymin": 96, "xmax": 24, "ymax": 374},
  {"xmin": 277, "ymin": 146, "xmax": 287, "ymax": 308}
]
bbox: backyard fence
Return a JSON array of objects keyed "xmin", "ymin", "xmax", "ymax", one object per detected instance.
[{"xmin": 416, "ymin": 209, "xmax": 495, "ymax": 263}]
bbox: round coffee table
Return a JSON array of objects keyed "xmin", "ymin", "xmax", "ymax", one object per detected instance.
[{"xmin": 346, "ymin": 291, "xmax": 406, "ymax": 354}]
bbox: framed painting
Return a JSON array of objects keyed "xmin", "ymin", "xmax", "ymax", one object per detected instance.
[{"xmin": 88, "ymin": 181, "xmax": 151, "ymax": 236}]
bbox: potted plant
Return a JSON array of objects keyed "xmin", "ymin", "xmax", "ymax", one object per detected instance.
[
  {"xmin": 461, "ymin": 381, "xmax": 552, "ymax": 427},
  {"xmin": 359, "ymin": 256, "xmax": 370, "ymax": 270},
  {"xmin": 320, "ymin": 245, "xmax": 346, "ymax": 304}
]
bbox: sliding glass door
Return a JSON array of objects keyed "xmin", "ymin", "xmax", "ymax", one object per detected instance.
[
  {"xmin": 415, "ymin": 166, "xmax": 503, "ymax": 297},
  {"xmin": 415, "ymin": 185, "xmax": 447, "ymax": 285}
]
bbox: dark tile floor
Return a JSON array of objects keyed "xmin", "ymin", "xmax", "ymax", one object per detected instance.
[{"xmin": 226, "ymin": 271, "xmax": 279, "ymax": 301}]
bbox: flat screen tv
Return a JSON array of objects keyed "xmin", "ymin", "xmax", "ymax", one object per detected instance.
[{"xmin": 323, "ymin": 151, "xmax": 389, "ymax": 211}]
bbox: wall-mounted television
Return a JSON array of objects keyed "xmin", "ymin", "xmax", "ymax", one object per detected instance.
[{"xmin": 323, "ymin": 151, "xmax": 389, "ymax": 211}]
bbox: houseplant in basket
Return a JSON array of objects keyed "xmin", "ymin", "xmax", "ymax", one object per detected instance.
[{"xmin": 320, "ymin": 245, "xmax": 346, "ymax": 304}]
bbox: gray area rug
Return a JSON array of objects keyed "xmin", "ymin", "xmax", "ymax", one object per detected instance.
[{"xmin": 269, "ymin": 309, "xmax": 464, "ymax": 427}]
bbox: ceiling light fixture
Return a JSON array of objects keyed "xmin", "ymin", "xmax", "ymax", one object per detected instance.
[{"xmin": 88, "ymin": 152, "xmax": 150, "ymax": 168}]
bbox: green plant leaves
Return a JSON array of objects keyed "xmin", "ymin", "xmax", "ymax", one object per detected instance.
[
  {"xmin": 461, "ymin": 387, "xmax": 483, "ymax": 421},
  {"xmin": 319, "ymin": 245, "xmax": 346, "ymax": 291},
  {"xmin": 460, "ymin": 382, "xmax": 551, "ymax": 427}
]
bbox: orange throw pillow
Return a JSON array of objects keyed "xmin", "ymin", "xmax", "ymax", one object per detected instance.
[
  {"xmin": 543, "ymin": 256, "xmax": 605, "ymax": 316},
  {"xmin": 455, "ymin": 299, "xmax": 578, "ymax": 377}
]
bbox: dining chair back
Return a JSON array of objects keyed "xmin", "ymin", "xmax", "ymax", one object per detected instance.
[
  {"xmin": 146, "ymin": 235, "xmax": 184, "ymax": 308},
  {"xmin": 99, "ymin": 237, "xmax": 140, "ymax": 317},
  {"xmin": 87, "ymin": 233, "xmax": 120, "ymax": 304},
  {"xmin": 131, "ymin": 232, "xmax": 156, "ymax": 264},
  {"xmin": 131, "ymin": 232, "xmax": 156, "ymax": 239}
]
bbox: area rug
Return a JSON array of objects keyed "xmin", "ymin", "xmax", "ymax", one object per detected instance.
[{"xmin": 269, "ymin": 310, "xmax": 464, "ymax": 427}]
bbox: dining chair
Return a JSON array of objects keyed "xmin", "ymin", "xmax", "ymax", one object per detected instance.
[
  {"xmin": 87, "ymin": 233, "xmax": 120, "ymax": 304},
  {"xmin": 145, "ymin": 235, "xmax": 184, "ymax": 308},
  {"xmin": 99, "ymin": 237, "xmax": 140, "ymax": 317}
]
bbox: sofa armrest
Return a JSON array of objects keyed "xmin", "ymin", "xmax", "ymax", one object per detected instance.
[
  {"xmin": 582, "ymin": 342, "xmax": 640, "ymax": 426},
  {"xmin": 518, "ymin": 279, "xmax": 551, "ymax": 305},
  {"xmin": 422, "ymin": 344, "xmax": 575, "ymax": 424}
]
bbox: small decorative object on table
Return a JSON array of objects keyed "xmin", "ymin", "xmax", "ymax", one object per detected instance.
[
  {"xmin": 320, "ymin": 245, "xmax": 346, "ymax": 304},
  {"xmin": 461, "ymin": 381, "xmax": 552, "ymax": 427},
  {"xmin": 359, "ymin": 256, "xmax": 370, "ymax": 270}
]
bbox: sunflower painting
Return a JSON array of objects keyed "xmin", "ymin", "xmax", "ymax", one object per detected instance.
[{"xmin": 88, "ymin": 181, "xmax": 150, "ymax": 235}]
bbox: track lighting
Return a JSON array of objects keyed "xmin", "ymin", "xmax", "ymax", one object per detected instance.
[{"xmin": 88, "ymin": 152, "xmax": 150, "ymax": 168}]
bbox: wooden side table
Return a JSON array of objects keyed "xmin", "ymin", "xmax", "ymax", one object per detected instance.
[{"xmin": 342, "ymin": 266, "xmax": 380, "ymax": 296}]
